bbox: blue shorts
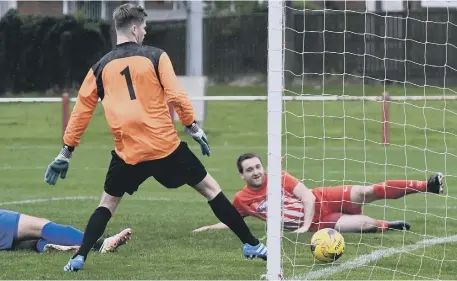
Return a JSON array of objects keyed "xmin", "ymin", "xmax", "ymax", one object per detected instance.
[{"xmin": 0, "ymin": 210, "xmax": 20, "ymax": 251}]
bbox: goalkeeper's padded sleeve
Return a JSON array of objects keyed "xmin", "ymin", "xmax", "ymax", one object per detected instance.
[
  {"xmin": 159, "ymin": 52, "xmax": 195, "ymax": 127},
  {"xmin": 186, "ymin": 121, "xmax": 197, "ymax": 129},
  {"xmin": 63, "ymin": 69, "xmax": 99, "ymax": 148}
]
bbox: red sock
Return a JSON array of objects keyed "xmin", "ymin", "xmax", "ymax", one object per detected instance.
[
  {"xmin": 376, "ymin": 220, "xmax": 389, "ymax": 232},
  {"xmin": 373, "ymin": 180, "xmax": 427, "ymax": 200}
]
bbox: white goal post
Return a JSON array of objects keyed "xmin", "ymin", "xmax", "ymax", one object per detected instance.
[
  {"xmin": 263, "ymin": 0, "xmax": 457, "ymax": 280},
  {"xmin": 266, "ymin": 0, "xmax": 284, "ymax": 280}
]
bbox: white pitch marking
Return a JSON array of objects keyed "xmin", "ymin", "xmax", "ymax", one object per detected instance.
[
  {"xmin": 293, "ymin": 234, "xmax": 457, "ymax": 280},
  {"xmin": 0, "ymin": 196, "xmax": 204, "ymax": 207}
]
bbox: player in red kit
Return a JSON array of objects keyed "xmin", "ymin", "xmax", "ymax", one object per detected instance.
[{"xmin": 194, "ymin": 153, "xmax": 444, "ymax": 233}]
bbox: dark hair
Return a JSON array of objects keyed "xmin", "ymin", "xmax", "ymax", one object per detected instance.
[
  {"xmin": 236, "ymin": 153, "xmax": 262, "ymax": 173},
  {"xmin": 113, "ymin": 3, "xmax": 147, "ymax": 30}
]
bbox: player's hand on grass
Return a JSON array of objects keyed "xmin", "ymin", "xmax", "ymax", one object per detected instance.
[
  {"xmin": 292, "ymin": 225, "xmax": 310, "ymax": 234},
  {"xmin": 193, "ymin": 223, "xmax": 228, "ymax": 232},
  {"xmin": 192, "ymin": 226, "xmax": 211, "ymax": 232},
  {"xmin": 186, "ymin": 122, "xmax": 211, "ymax": 156},
  {"xmin": 44, "ymin": 145, "xmax": 72, "ymax": 185}
]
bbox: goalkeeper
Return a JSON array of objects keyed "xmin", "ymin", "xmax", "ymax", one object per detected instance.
[
  {"xmin": 193, "ymin": 153, "xmax": 444, "ymax": 233},
  {"xmin": 0, "ymin": 209, "xmax": 131, "ymax": 253},
  {"xmin": 43, "ymin": 3, "xmax": 266, "ymax": 272}
]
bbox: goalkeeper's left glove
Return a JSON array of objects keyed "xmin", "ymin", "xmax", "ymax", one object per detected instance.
[
  {"xmin": 44, "ymin": 145, "xmax": 73, "ymax": 186},
  {"xmin": 186, "ymin": 122, "xmax": 211, "ymax": 156}
]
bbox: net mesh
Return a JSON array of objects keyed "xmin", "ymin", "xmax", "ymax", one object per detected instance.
[{"xmin": 276, "ymin": 2, "xmax": 457, "ymax": 280}]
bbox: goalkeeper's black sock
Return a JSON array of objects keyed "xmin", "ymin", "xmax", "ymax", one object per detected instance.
[
  {"xmin": 73, "ymin": 206, "xmax": 112, "ymax": 259},
  {"xmin": 208, "ymin": 191, "xmax": 260, "ymax": 246}
]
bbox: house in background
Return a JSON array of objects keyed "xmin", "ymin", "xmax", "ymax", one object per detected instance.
[{"xmin": 0, "ymin": 0, "xmax": 187, "ymax": 21}]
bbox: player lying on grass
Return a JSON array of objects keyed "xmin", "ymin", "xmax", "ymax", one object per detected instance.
[
  {"xmin": 43, "ymin": 3, "xmax": 266, "ymax": 272},
  {"xmin": 0, "ymin": 209, "xmax": 131, "ymax": 253},
  {"xmin": 193, "ymin": 153, "xmax": 444, "ymax": 233}
]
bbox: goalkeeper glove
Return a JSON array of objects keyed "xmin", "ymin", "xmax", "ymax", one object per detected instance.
[
  {"xmin": 44, "ymin": 145, "xmax": 73, "ymax": 186},
  {"xmin": 186, "ymin": 122, "xmax": 211, "ymax": 156}
]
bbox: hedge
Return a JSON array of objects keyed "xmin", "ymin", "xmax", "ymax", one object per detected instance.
[{"xmin": 0, "ymin": 9, "xmax": 112, "ymax": 95}]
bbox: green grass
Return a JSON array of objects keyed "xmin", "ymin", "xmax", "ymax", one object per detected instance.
[
  {"xmin": 7, "ymin": 80, "xmax": 457, "ymax": 98},
  {"xmin": 1, "ymin": 85, "xmax": 457, "ymax": 279},
  {"xmin": 208, "ymin": 83, "xmax": 457, "ymax": 97}
]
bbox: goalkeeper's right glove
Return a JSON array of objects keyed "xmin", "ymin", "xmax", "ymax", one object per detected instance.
[
  {"xmin": 186, "ymin": 122, "xmax": 211, "ymax": 156},
  {"xmin": 44, "ymin": 145, "xmax": 73, "ymax": 186}
]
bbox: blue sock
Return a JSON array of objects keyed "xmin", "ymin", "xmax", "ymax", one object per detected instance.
[
  {"xmin": 36, "ymin": 239, "xmax": 49, "ymax": 253},
  {"xmin": 41, "ymin": 222, "xmax": 83, "ymax": 246}
]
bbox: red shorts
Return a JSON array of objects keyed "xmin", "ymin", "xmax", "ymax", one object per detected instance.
[{"xmin": 310, "ymin": 185, "xmax": 362, "ymax": 232}]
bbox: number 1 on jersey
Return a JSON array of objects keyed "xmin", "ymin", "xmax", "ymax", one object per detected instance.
[{"xmin": 120, "ymin": 66, "xmax": 136, "ymax": 100}]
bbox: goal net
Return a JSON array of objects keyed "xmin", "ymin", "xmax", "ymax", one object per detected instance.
[{"xmin": 267, "ymin": 0, "xmax": 457, "ymax": 280}]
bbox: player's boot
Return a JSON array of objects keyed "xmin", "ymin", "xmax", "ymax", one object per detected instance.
[
  {"xmin": 99, "ymin": 228, "xmax": 132, "ymax": 253},
  {"xmin": 44, "ymin": 244, "xmax": 80, "ymax": 253},
  {"xmin": 243, "ymin": 242, "xmax": 267, "ymax": 261},
  {"xmin": 387, "ymin": 221, "xmax": 411, "ymax": 231},
  {"xmin": 63, "ymin": 255, "xmax": 85, "ymax": 272},
  {"xmin": 427, "ymin": 172, "xmax": 444, "ymax": 194}
]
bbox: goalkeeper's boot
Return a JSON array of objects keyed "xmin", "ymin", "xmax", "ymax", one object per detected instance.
[
  {"xmin": 63, "ymin": 255, "xmax": 85, "ymax": 272},
  {"xmin": 99, "ymin": 228, "xmax": 132, "ymax": 253},
  {"xmin": 243, "ymin": 242, "xmax": 267, "ymax": 261},
  {"xmin": 387, "ymin": 221, "xmax": 411, "ymax": 231},
  {"xmin": 427, "ymin": 172, "xmax": 444, "ymax": 194}
]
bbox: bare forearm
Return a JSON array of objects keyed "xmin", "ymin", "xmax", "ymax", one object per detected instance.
[
  {"xmin": 290, "ymin": 180, "xmax": 316, "ymax": 233},
  {"xmin": 208, "ymin": 222, "xmax": 229, "ymax": 230},
  {"xmin": 302, "ymin": 199, "xmax": 315, "ymax": 229},
  {"xmin": 193, "ymin": 222, "xmax": 229, "ymax": 232}
]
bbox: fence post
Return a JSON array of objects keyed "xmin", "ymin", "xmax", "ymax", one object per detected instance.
[{"xmin": 62, "ymin": 93, "xmax": 70, "ymax": 142}]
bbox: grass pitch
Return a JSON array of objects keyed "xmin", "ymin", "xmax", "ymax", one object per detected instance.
[{"xmin": 1, "ymin": 84, "xmax": 457, "ymax": 280}]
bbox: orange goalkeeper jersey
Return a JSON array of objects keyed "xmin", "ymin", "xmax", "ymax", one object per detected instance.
[{"xmin": 63, "ymin": 42, "xmax": 195, "ymax": 164}]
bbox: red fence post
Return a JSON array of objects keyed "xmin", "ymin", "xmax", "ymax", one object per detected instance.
[{"xmin": 62, "ymin": 93, "xmax": 70, "ymax": 142}]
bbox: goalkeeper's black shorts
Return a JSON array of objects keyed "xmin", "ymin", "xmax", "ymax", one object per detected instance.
[{"xmin": 103, "ymin": 141, "xmax": 208, "ymax": 197}]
